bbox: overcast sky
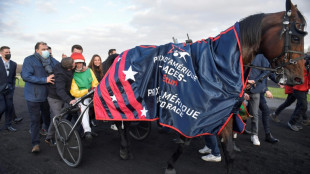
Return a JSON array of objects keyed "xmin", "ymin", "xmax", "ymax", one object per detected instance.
[{"xmin": 1, "ymin": 0, "xmax": 309, "ymax": 64}]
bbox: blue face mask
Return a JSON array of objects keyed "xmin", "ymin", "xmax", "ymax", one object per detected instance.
[{"xmin": 41, "ymin": 50, "xmax": 50, "ymax": 59}]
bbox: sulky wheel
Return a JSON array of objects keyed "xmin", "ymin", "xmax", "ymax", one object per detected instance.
[
  {"xmin": 129, "ymin": 121, "xmax": 151, "ymax": 141},
  {"xmin": 55, "ymin": 119, "xmax": 82, "ymax": 167}
]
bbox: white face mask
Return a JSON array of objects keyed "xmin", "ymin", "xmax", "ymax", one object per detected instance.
[{"xmin": 41, "ymin": 50, "xmax": 50, "ymax": 59}]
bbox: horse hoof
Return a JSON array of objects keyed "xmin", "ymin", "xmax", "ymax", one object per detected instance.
[
  {"xmin": 120, "ymin": 149, "xmax": 129, "ymax": 160},
  {"xmin": 120, "ymin": 148, "xmax": 133, "ymax": 160},
  {"xmin": 164, "ymin": 168, "xmax": 176, "ymax": 174}
]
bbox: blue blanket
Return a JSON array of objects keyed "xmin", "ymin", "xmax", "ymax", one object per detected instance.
[{"xmin": 94, "ymin": 22, "xmax": 246, "ymax": 137}]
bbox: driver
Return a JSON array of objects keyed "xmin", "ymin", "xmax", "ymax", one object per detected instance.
[{"xmin": 70, "ymin": 53, "xmax": 99, "ymax": 140}]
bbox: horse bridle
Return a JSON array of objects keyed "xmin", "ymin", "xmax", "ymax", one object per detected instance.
[{"xmin": 245, "ymin": 9, "xmax": 308, "ymax": 75}]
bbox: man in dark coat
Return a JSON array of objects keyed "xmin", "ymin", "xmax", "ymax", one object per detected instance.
[
  {"xmin": 45, "ymin": 57, "xmax": 76, "ymax": 145},
  {"xmin": 0, "ymin": 46, "xmax": 17, "ymax": 132}
]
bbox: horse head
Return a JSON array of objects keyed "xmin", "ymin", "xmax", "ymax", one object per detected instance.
[{"xmin": 259, "ymin": 0, "xmax": 307, "ymax": 85}]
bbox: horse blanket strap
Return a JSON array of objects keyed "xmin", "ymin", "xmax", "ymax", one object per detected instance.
[{"xmin": 94, "ymin": 22, "xmax": 246, "ymax": 137}]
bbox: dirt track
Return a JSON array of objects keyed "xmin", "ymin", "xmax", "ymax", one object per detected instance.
[{"xmin": 0, "ymin": 87, "xmax": 309, "ymax": 174}]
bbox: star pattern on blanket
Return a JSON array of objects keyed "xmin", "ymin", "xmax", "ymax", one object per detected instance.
[
  {"xmin": 123, "ymin": 66, "xmax": 138, "ymax": 81},
  {"xmin": 111, "ymin": 95, "xmax": 117, "ymax": 102},
  {"xmin": 141, "ymin": 107, "xmax": 148, "ymax": 117}
]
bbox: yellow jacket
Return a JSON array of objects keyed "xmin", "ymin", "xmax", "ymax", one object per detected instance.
[{"xmin": 70, "ymin": 68, "xmax": 99, "ymax": 98}]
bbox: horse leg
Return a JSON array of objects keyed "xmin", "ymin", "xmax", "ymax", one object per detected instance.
[
  {"xmin": 220, "ymin": 118, "xmax": 235, "ymax": 174},
  {"xmin": 115, "ymin": 121, "xmax": 132, "ymax": 160},
  {"xmin": 165, "ymin": 135, "xmax": 190, "ymax": 174}
]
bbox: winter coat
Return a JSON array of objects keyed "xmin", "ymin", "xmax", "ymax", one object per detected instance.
[
  {"xmin": 21, "ymin": 53, "xmax": 59, "ymax": 102},
  {"xmin": 70, "ymin": 68, "xmax": 99, "ymax": 98}
]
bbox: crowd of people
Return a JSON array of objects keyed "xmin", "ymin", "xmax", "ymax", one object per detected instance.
[
  {"xmin": 0, "ymin": 42, "xmax": 118, "ymax": 153},
  {"xmin": 0, "ymin": 43, "xmax": 309, "ymax": 162}
]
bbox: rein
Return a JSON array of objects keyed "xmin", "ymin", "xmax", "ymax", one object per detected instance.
[
  {"xmin": 244, "ymin": 53, "xmax": 309, "ymax": 74},
  {"xmin": 244, "ymin": 9, "xmax": 308, "ymax": 75}
]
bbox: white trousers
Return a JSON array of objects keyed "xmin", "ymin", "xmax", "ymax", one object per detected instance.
[{"xmin": 78, "ymin": 98, "xmax": 91, "ymax": 133}]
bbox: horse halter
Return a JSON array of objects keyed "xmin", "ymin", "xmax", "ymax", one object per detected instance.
[{"xmin": 272, "ymin": 9, "xmax": 308, "ymax": 75}]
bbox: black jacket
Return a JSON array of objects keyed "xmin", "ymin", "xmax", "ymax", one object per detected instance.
[
  {"xmin": 48, "ymin": 63, "xmax": 74, "ymax": 103},
  {"xmin": 102, "ymin": 54, "xmax": 119, "ymax": 76},
  {"xmin": 0, "ymin": 58, "xmax": 16, "ymax": 94}
]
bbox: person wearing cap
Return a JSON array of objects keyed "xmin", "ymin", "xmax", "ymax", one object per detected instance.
[{"xmin": 70, "ymin": 53, "xmax": 99, "ymax": 140}]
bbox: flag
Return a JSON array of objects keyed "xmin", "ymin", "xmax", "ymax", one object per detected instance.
[{"xmin": 94, "ymin": 22, "xmax": 246, "ymax": 138}]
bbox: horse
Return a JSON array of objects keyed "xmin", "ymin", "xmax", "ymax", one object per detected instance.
[{"xmin": 97, "ymin": 0, "xmax": 307, "ymax": 173}]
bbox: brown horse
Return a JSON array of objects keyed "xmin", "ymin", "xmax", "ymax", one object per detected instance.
[
  {"xmin": 101, "ymin": 0, "xmax": 307, "ymax": 173},
  {"xmin": 161, "ymin": 0, "xmax": 307, "ymax": 173},
  {"xmin": 210, "ymin": 0, "xmax": 307, "ymax": 174}
]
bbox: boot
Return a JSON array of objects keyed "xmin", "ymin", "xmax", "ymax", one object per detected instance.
[
  {"xmin": 233, "ymin": 141, "xmax": 241, "ymax": 152},
  {"xmin": 265, "ymin": 133, "xmax": 279, "ymax": 144}
]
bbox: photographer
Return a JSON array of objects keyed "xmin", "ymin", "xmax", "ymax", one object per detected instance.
[{"xmin": 21, "ymin": 42, "xmax": 59, "ymax": 153}]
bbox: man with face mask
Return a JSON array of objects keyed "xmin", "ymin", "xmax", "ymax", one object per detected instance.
[
  {"xmin": 0, "ymin": 46, "xmax": 17, "ymax": 132},
  {"xmin": 21, "ymin": 42, "xmax": 59, "ymax": 153}
]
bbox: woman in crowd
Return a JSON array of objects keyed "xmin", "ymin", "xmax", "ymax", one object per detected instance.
[
  {"xmin": 88, "ymin": 54, "xmax": 104, "ymax": 82},
  {"xmin": 87, "ymin": 54, "xmax": 103, "ymax": 127}
]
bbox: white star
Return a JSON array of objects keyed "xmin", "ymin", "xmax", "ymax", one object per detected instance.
[
  {"xmin": 123, "ymin": 66, "xmax": 138, "ymax": 81},
  {"xmin": 118, "ymin": 56, "xmax": 121, "ymax": 62},
  {"xmin": 141, "ymin": 107, "xmax": 148, "ymax": 117},
  {"xmin": 111, "ymin": 95, "xmax": 117, "ymax": 102}
]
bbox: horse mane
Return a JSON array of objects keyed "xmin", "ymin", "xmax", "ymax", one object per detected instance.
[{"xmin": 238, "ymin": 13, "xmax": 265, "ymax": 50}]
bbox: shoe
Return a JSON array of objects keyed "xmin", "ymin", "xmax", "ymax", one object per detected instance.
[
  {"xmin": 233, "ymin": 133, "xmax": 237, "ymax": 139},
  {"xmin": 91, "ymin": 119, "xmax": 97, "ymax": 127},
  {"xmin": 85, "ymin": 132, "xmax": 93, "ymax": 141},
  {"xmin": 296, "ymin": 124, "xmax": 303, "ymax": 130},
  {"xmin": 233, "ymin": 142, "xmax": 241, "ymax": 152},
  {"xmin": 251, "ymin": 135, "xmax": 260, "ymax": 146},
  {"xmin": 31, "ymin": 145, "xmax": 40, "ymax": 153},
  {"xmin": 40, "ymin": 128, "xmax": 47, "ymax": 136},
  {"xmin": 45, "ymin": 139, "xmax": 56, "ymax": 146},
  {"xmin": 6, "ymin": 126, "xmax": 17, "ymax": 132},
  {"xmin": 198, "ymin": 146, "xmax": 212, "ymax": 154},
  {"xmin": 287, "ymin": 122, "xmax": 299, "ymax": 131},
  {"xmin": 14, "ymin": 117, "xmax": 23, "ymax": 124},
  {"xmin": 201, "ymin": 154, "xmax": 221, "ymax": 162},
  {"xmin": 270, "ymin": 113, "xmax": 280, "ymax": 123},
  {"xmin": 301, "ymin": 120, "xmax": 310, "ymax": 126},
  {"xmin": 111, "ymin": 124, "xmax": 118, "ymax": 131},
  {"xmin": 265, "ymin": 133, "xmax": 279, "ymax": 144},
  {"xmin": 91, "ymin": 131, "xmax": 98, "ymax": 137}
]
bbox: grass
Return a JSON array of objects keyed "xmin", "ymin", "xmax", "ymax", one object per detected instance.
[
  {"xmin": 15, "ymin": 76, "xmax": 25, "ymax": 87},
  {"xmin": 268, "ymin": 87, "xmax": 310, "ymax": 101}
]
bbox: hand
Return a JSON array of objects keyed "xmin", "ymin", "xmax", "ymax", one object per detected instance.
[
  {"xmin": 244, "ymin": 93, "xmax": 250, "ymax": 100},
  {"xmin": 82, "ymin": 66, "xmax": 88, "ymax": 72},
  {"xmin": 278, "ymin": 84, "xmax": 285, "ymax": 88},
  {"xmin": 46, "ymin": 74, "xmax": 55, "ymax": 84},
  {"xmin": 265, "ymin": 91, "xmax": 273, "ymax": 98},
  {"xmin": 247, "ymin": 80, "xmax": 255, "ymax": 84},
  {"xmin": 69, "ymin": 99, "xmax": 77, "ymax": 105},
  {"xmin": 246, "ymin": 84, "xmax": 251, "ymax": 90},
  {"xmin": 62, "ymin": 54, "xmax": 67, "ymax": 58},
  {"xmin": 88, "ymin": 87, "xmax": 93, "ymax": 92}
]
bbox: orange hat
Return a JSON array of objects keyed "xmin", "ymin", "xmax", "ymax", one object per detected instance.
[{"xmin": 71, "ymin": 53, "xmax": 85, "ymax": 63}]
